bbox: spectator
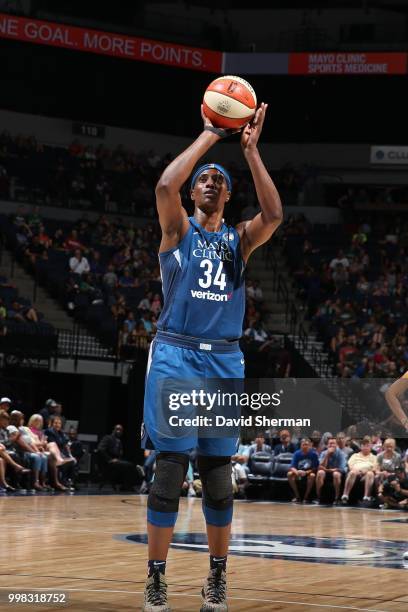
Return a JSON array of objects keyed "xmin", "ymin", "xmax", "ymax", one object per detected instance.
[
  {"xmin": 336, "ymin": 432, "xmax": 354, "ymax": 460},
  {"xmin": 0, "ymin": 410, "xmax": 31, "ymax": 488},
  {"xmin": 316, "ymin": 437, "xmax": 346, "ymax": 504},
  {"xmin": 248, "ymin": 433, "xmax": 272, "ymax": 469},
  {"xmin": 378, "ymin": 466, "xmax": 408, "ymax": 509},
  {"xmin": 45, "ymin": 415, "xmax": 76, "ymax": 490},
  {"xmin": 97, "ymin": 424, "xmax": 143, "ymax": 491},
  {"xmin": 287, "ymin": 438, "xmax": 319, "ymax": 503},
  {"xmin": 273, "ymin": 429, "xmax": 297, "ymax": 455},
  {"xmin": 69, "ymin": 249, "xmax": 90, "ymax": 276},
  {"xmin": 39, "ymin": 398, "xmax": 57, "ymax": 428},
  {"xmin": 375, "ymin": 438, "xmax": 402, "ymax": 487},
  {"xmin": 103, "ymin": 264, "xmax": 118, "ymax": 290},
  {"xmin": 329, "ymin": 249, "xmax": 350, "ymax": 270},
  {"xmin": 9, "ymin": 410, "xmax": 48, "ymax": 491},
  {"xmin": 341, "ymin": 437, "xmax": 378, "ymax": 505},
  {"xmin": 0, "ymin": 398, "xmax": 11, "ymax": 413}
]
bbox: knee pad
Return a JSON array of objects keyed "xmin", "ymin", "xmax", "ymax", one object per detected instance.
[
  {"xmin": 147, "ymin": 452, "xmax": 189, "ymax": 526},
  {"xmin": 198, "ymin": 456, "xmax": 233, "ymax": 526}
]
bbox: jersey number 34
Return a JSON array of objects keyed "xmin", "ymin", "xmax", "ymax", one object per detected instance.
[{"xmin": 198, "ymin": 260, "xmax": 226, "ymax": 291}]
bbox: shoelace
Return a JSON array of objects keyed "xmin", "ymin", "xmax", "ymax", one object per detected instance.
[
  {"xmin": 147, "ymin": 571, "xmax": 167, "ymax": 605},
  {"xmin": 206, "ymin": 567, "xmax": 226, "ymax": 603}
]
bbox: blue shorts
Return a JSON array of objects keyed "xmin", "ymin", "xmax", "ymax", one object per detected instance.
[{"xmin": 142, "ymin": 331, "xmax": 245, "ymax": 456}]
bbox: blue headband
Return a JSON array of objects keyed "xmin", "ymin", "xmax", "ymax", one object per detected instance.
[{"xmin": 190, "ymin": 163, "xmax": 232, "ymax": 193}]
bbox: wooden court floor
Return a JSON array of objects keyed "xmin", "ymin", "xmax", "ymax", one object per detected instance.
[{"xmin": 1, "ymin": 494, "xmax": 408, "ymax": 611}]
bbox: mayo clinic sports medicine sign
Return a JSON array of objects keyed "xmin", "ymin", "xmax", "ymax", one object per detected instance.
[
  {"xmin": 370, "ymin": 146, "xmax": 408, "ymax": 165},
  {"xmin": 1, "ymin": 12, "xmax": 408, "ymax": 76}
]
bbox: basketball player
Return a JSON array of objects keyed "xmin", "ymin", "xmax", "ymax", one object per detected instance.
[
  {"xmin": 384, "ymin": 372, "xmax": 408, "ymax": 433},
  {"xmin": 142, "ymin": 102, "xmax": 282, "ymax": 612}
]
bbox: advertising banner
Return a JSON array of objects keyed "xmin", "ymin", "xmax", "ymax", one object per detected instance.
[
  {"xmin": 0, "ymin": 12, "xmax": 223, "ymax": 72},
  {"xmin": 289, "ymin": 52, "xmax": 408, "ymax": 75},
  {"xmin": 370, "ymin": 145, "xmax": 408, "ymax": 164}
]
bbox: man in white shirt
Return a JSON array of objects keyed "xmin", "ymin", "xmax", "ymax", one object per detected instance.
[
  {"xmin": 69, "ymin": 249, "xmax": 90, "ymax": 276},
  {"xmin": 329, "ymin": 249, "xmax": 350, "ymax": 270}
]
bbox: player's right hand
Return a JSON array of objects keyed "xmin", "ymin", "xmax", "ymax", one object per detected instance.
[{"xmin": 201, "ymin": 105, "xmax": 242, "ymax": 139}]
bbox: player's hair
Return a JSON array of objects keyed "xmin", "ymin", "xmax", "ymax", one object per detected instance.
[{"xmin": 361, "ymin": 436, "xmax": 371, "ymax": 445}]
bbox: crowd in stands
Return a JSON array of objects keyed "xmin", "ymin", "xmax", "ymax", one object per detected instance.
[
  {"xmin": 0, "ymin": 271, "xmax": 51, "ymax": 336},
  {"xmin": 138, "ymin": 427, "xmax": 408, "ymax": 508},
  {"xmin": 281, "ymin": 213, "xmax": 408, "ymax": 379},
  {"xmin": 0, "ymin": 396, "xmax": 83, "ymax": 493},
  {"xmin": 0, "ymin": 205, "xmax": 273, "ymax": 361}
]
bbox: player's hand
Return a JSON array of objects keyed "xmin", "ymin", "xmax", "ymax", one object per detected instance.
[
  {"xmin": 201, "ymin": 105, "xmax": 242, "ymax": 139},
  {"xmin": 241, "ymin": 102, "xmax": 267, "ymax": 153}
]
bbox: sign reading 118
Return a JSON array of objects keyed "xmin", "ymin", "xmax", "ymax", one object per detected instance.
[{"xmin": 72, "ymin": 122, "xmax": 105, "ymax": 139}]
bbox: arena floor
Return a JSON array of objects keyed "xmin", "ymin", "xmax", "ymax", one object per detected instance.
[{"xmin": 1, "ymin": 494, "xmax": 408, "ymax": 611}]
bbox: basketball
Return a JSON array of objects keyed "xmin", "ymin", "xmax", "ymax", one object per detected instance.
[{"xmin": 203, "ymin": 75, "xmax": 257, "ymax": 130}]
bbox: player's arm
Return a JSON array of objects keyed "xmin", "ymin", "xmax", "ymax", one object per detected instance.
[
  {"xmin": 155, "ymin": 107, "xmax": 234, "ymax": 251},
  {"xmin": 384, "ymin": 374, "xmax": 408, "ymax": 432},
  {"xmin": 236, "ymin": 103, "xmax": 283, "ymax": 262}
]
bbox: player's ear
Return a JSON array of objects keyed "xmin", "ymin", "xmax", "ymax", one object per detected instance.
[
  {"xmin": 225, "ymin": 191, "xmax": 231, "ymax": 203},
  {"xmin": 190, "ymin": 189, "xmax": 195, "ymax": 201}
]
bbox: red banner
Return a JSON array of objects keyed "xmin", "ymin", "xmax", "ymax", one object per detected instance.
[
  {"xmin": 289, "ymin": 52, "xmax": 407, "ymax": 75},
  {"xmin": 0, "ymin": 13, "xmax": 222, "ymax": 72}
]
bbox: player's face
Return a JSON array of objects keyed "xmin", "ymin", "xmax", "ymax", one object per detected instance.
[{"xmin": 191, "ymin": 169, "xmax": 230, "ymax": 211}]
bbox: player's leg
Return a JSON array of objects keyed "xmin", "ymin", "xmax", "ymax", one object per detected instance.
[
  {"xmin": 142, "ymin": 341, "xmax": 199, "ymax": 611},
  {"xmin": 143, "ymin": 452, "xmax": 189, "ymax": 612},
  {"xmin": 197, "ymin": 454, "xmax": 233, "ymax": 612}
]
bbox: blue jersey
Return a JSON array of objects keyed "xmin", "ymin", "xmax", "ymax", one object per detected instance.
[{"xmin": 157, "ymin": 217, "xmax": 245, "ymax": 340}]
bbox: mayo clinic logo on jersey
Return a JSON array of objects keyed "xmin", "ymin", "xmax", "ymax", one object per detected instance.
[
  {"xmin": 223, "ymin": 231, "xmax": 234, "ymax": 242},
  {"xmin": 193, "ymin": 239, "xmax": 233, "ymax": 262},
  {"xmin": 119, "ymin": 533, "xmax": 408, "ymax": 569}
]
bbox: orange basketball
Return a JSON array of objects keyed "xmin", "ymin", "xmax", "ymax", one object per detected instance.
[{"xmin": 203, "ymin": 75, "xmax": 257, "ymax": 129}]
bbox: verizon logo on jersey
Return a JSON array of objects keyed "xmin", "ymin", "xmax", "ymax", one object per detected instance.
[{"xmin": 191, "ymin": 289, "xmax": 230, "ymax": 302}]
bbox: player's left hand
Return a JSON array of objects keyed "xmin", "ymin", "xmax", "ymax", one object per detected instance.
[{"xmin": 241, "ymin": 102, "xmax": 267, "ymax": 153}]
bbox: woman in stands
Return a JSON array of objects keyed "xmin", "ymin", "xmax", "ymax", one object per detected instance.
[
  {"xmin": 45, "ymin": 416, "xmax": 76, "ymax": 489},
  {"xmin": 9, "ymin": 410, "xmax": 49, "ymax": 491}
]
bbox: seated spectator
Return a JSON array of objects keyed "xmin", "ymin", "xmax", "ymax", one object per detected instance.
[
  {"xmin": 150, "ymin": 293, "xmax": 162, "ymax": 316},
  {"xmin": 375, "ymin": 438, "xmax": 402, "ymax": 488},
  {"xmin": 316, "ymin": 437, "xmax": 346, "ymax": 504},
  {"xmin": 287, "ymin": 438, "xmax": 319, "ymax": 503},
  {"xmin": 273, "ymin": 429, "xmax": 297, "ymax": 455},
  {"xmin": 0, "ymin": 398, "xmax": 11, "ymax": 413},
  {"xmin": 103, "ymin": 264, "xmax": 118, "ymax": 290},
  {"xmin": 310, "ymin": 430, "xmax": 325, "ymax": 453},
  {"xmin": 9, "ymin": 410, "xmax": 48, "ymax": 491},
  {"xmin": 336, "ymin": 432, "xmax": 354, "ymax": 460},
  {"xmin": 378, "ymin": 466, "xmax": 408, "ymax": 509},
  {"xmin": 45, "ymin": 415, "xmax": 76, "ymax": 490},
  {"xmin": 69, "ymin": 249, "xmax": 90, "ymax": 276},
  {"xmin": 138, "ymin": 292, "xmax": 153, "ymax": 311},
  {"xmin": 124, "ymin": 311, "xmax": 136, "ymax": 333},
  {"xmin": 97, "ymin": 424, "xmax": 143, "ymax": 491},
  {"xmin": 139, "ymin": 449, "xmax": 156, "ymax": 494},
  {"xmin": 329, "ymin": 249, "xmax": 350, "ymax": 270},
  {"xmin": 64, "ymin": 229, "xmax": 84, "ymax": 252},
  {"xmin": 0, "ymin": 410, "xmax": 31, "ymax": 490},
  {"xmin": 231, "ymin": 439, "xmax": 250, "ymax": 496},
  {"xmin": 119, "ymin": 269, "xmax": 137, "ymax": 288},
  {"xmin": 248, "ymin": 432, "xmax": 272, "ymax": 470},
  {"xmin": 26, "ymin": 235, "xmax": 48, "ymax": 265},
  {"xmin": 341, "ymin": 436, "xmax": 378, "ymax": 505}
]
